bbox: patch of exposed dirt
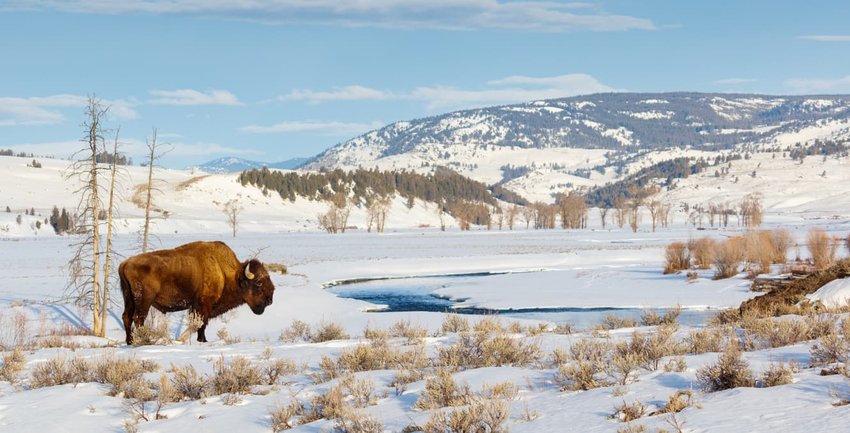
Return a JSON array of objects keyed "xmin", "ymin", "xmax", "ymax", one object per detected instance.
[{"xmin": 740, "ymin": 259, "xmax": 850, "ymax": 316}]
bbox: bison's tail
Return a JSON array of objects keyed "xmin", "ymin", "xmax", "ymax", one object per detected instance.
[{"xmin": 119, "ymin": 261, "xmax": 135, "ymax": 344}]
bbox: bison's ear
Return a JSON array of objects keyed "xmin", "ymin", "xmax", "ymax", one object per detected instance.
[{"xmin": 244, "ymin": 263, "xmax": 255, "ymax": 280}]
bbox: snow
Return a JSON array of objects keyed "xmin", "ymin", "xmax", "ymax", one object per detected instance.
[
  {"xmin": 2, "ymin": 153, "xmax": 850, "ymax": 433},
  {"xmin": 621, "ymin": 110, "xmax": 674, "ymax": 120},
  {"xmin": 807, "ymin": 278, "xmax": 850, "ymax": 308}
]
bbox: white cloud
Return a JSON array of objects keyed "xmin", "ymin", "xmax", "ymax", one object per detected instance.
[
  {"xmin": 240, "ymin": 120, "xmax": 383, "ymax": 135},
  {"xmin": 713, "ymin": 78, "xmax": 758, "ymax": 85},
  {"xmin": 7, "ymin": 1, "xmax": 656, "ymax": 32},
  {"xmin": 785, "ymin": 76, "xmax": 850, "ymax": 94},
  {"xmin": 148, "ymin": 89, "xmax": 242, "ymax": 106},
  {"xmin": 0, "ymin": 94, "xmax": 136, "ymax": 126},
  {"xmin": 279, "ymin": 85, "xmax": 392, "ymax": 104},
  {"xmin": 799, "ymin": 35, "xmax": 850, "ymax": 42},
  {"xmin": 411, "ymin": 73, "xmax": 618, "ymax": 111},
  {"xmin": 281, "ymin": 73, "xmax": 617, "ymax": 112}
]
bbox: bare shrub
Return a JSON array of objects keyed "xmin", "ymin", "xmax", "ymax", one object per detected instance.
[
  {"xmin": 306, "ymin": 384, "xmax": 346, "ymax": 422},
  {"xmin": 339, "ymin": 374, "xmax": 377, "ymax": 408},
  {"xmin": 759, "ymin": 361, "xmax": 797, "ymax": 387},
  {"xmin": 610, "ymin": 351, "xmax": 642, "ymax": 385},
  {"xmin": 441, "ymin": 313, "xmax": 470, "ymax": 334},
  {"xmin": 269, "ymin": 401, "xmax": 300, "ymax": 432},
  {"xmin": 638, "ymin": 324, "xmax": 683, "ymax": 371},
  {"xmin": 362, "ymin": 324, "xmax": 390, "ymax": 343},
  {"xmin": 689, "ymin": 238, "xmax": 716, "ymax": 270},
  {"xmin": 211, "ymin": 355, "xmax": 263, "ymax": 395},
  {"xmin": 390, "ymin": 319, "xmax": 427, "ymax": 342},
  {"xmin": 809, "ymin": 332, "xmax": 849, "ymax": 367},
  {"xmin": 421, "ymin": 397, "xmax": 510, "ymax": 433},
  {"xmin": 481, "ymin": 382, "xmax": 519, "ymax": 401},
  {"xmin": 655, "ymin": 390, "xmax": 697, "ymax": 414},
  {"xmin": 131, "ymin": 312, "xmax": 171, "ymax": 346},
  {"xmin": 664, "ymin": 242, "xmax": 690, "ymax": 274},
  {"xmin": 30, "ymin": 356, "xmax": 93, "ymax": 388},
  {"xmin": 472, "ymin": 316, "xmax": 504, "ymax": 334},
  {"xmin": 93, "ymin": 356, "xmax": 160, "ymax": 399},
  {"xmin": 0, "ymin": 348, "xmax": 25, "ymax": 383},
  {"xmin": 555, "ymin": 362, "xmax": 608, "ymax": 391},
  {"xmin": 713, "ymin": 237, "xmax": 744, "ymax": 279},
  {"xmin": 808, "ymin": 228, "xmax": 838, "ymax": 270},
  {"xmin": 221, "ymin": 393, "xmax": 242, "ymax": 406},
  {"xmin": 770, "ymin": 228, "xmax": 793, "ymax": 264},
  {"xmin": 415, "ymin": 368, "xmax": 470, "ymax": 409},
  {"xmin": 696, "ymin": 344, "xmax": 755, "ymax": 392},
  {"xmin": 312, "ymin": 322, "xmax": 350, "ymax": 343},
  {"xmin": 662, "ymin": 356, "xmax": 687, "ymax": 373},
  {"xmin": 280, "ymin": 319, "xmax": 313, "ymax": 343},
  {"xmin": 686, "ymin": 327, "xmax": 728, "ymax": 354},
  {"xmin": 640, "ymin": 306, "xmax": 681, "ymax": 327},
  {"xmin": 553, "ymin": 322, "xmax": 574, "ymax": 335},
  {"xmin": 599, "ymin": 314, "xmax": 638, "ymax": 330},
  {"xmin": 169, "ymin": 363, "xmax": 208, "ymax": 400},
  {"xmin": 216, "ymin": 327, "xmax": 241, "ymax": 344},
  {"xmin": 333, "ymin": 407, "xmax": 384, "ymax": 433},
  {"xmin": 336, "ymin": 341, "xmax": 396, "ymax": 373},
  {"xmin": 742, "ymin": 317, "xmax": 821, "ymax": 350},
  {"xmin": 264, "ymin": 358, "xmax": 299, "ymax": 385},
  {"xmin": 612, "ymin": 399, "xmax": 646, "ymax": 422},
  {"xmin": 437, "ymin": 330, "xmax": 541, "ymax": 369},
  {"xmin": 744, "ymin": 230, "xmax": 773, "ymax": 277}
]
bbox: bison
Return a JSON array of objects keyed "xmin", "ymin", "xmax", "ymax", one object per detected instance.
[{"xmin": 118, "ymin": 241, "xmax": 275, "ymax": 344}]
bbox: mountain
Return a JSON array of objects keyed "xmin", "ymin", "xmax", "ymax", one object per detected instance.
[
  {"xmin": 197, "ymin": 156, "xmax": 309, "ymax": 173},
  {"xmin": 301, "ymin": 92, "xmax": 850, "ymax": 201}
]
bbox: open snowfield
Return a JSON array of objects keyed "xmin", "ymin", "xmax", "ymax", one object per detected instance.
[{"xmin": 2, "ymin": 154, "xmax": 850, "ymax": 433}]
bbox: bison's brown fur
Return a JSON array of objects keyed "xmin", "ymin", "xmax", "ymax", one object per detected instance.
[{"xmin": 119, "ymin": 241, "xmax": 276, "ymax": 344}]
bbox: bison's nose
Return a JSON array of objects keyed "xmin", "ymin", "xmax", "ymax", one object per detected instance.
[{"xmin": 251, "ymin": 304, "xmax": 266, "ymax": 315}]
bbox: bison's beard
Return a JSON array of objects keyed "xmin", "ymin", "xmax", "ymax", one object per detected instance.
[{"xmin": 250, "ymin": 304, "xmax": 266, "ymax": 315}]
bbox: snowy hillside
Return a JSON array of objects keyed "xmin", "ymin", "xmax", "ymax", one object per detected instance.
[{"xmin": 302, "ymin": 93, "xmax": 850, "ymax": 201}]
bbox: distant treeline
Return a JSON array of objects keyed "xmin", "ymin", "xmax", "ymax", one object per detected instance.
[
  {"xmin": 238, "ymin": 166, "xmax": 528, "ymax": 210},
  {"xmin": 584, "ymin": 157, "xmax": 711, "ymax": 208}
]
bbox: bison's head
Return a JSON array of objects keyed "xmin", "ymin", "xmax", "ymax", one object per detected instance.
[{"xmin": 240, "ymin": 259, "xmax": 275, "ymax": 315}]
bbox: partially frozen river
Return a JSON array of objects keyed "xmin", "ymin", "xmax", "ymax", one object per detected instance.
[{"xmin": 327, "ymin": 273, "xmax": 718, "ymax": 329}]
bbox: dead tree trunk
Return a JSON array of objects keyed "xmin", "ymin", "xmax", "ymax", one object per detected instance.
[
  {"xmin": 101, "ymin": 129, "xmax": 120, "ymax": 333},
  {"xmin": 142, "ymin": 128, "xmax": 157, "ymax": 252}
]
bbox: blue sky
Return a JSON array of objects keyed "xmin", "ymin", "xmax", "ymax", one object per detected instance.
[{"xmin": 1, "ymin": 1, "xmax": 849, "ymax": 168}]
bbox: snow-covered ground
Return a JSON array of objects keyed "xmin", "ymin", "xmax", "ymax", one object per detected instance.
[{"xmin": 2, "ymin": 153, "xmax": 850, "ymax": 433}]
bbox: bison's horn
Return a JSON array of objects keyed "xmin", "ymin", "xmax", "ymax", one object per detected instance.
[{"xmin": 245, "ymin": 264, "xmax": 255, "ymax": 280}]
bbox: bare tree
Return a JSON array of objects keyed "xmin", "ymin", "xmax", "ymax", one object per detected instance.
[
  {"xmin": 140, "ymin": 128, "xmax": 162, "ymax": 252},
  {"xmin": 521, "ymin": 205, "xmax": 535, "ymax": 229},
  {"xmin": 628, "ymin": 198, "xmax": 642, "ymax": 233},
  {"xmin": 660, "ymin": 203, "xmax": 672, "ymax": 228},
  {"xmin": 598, "ymin": 207, "xmax": 609, "ymax": 229},
  {"xmin": 100, "ymin": 128, "xmax": 122, "ymax": 332},
  {"xmin": 367, "ymin": 194, "xmax": 392, "ymax": 233},
  {"xmin": 646, "ymin": 200, "xmax": 662, "ymax": 232},
  {"xmin": 613, "ymin": 197, "xmax": 628, "ymax": 229},
  {"xmin": 66, "ymin": 96, "xmax": 109, "ymax": 337},
  {"xmin": 740, "ymin": 193, "xmax": 763, "ymax": 228},
  {"xmin": 223, "ymin": 199, "xmax": 242, "ymax": 237},
  {"xmin": 557, "ymin": 193, "xmax": 587, "ymax": 229},
  {"xmin": 318, "ymin": 192, "xmax": 350, "ymax": 233},
  {"xmin": 504, "ymin": 204, "xmax": 518, "ymax": 230}
]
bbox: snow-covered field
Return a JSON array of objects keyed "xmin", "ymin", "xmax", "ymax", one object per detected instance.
[{"xmin": 2, "ymin": 154, "xmax": 850, "ymax": 433}]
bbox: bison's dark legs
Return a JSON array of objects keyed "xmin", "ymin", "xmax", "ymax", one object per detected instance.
[
  {"xmin": 196, "ymin": 307, "xmax": 211, "ymax": 342},
  {"xmin": 197, "ymin": 322, "xmax": 208, "ymax": 342}
]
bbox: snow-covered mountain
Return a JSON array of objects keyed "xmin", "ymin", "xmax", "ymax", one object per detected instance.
[
  {"xmin": 302, "ymin": 93, "xmax": 850, "ymax": 197},
  {"xmin": 197, "ymin": 156, "xmax": 309, "ymax": 174}
]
